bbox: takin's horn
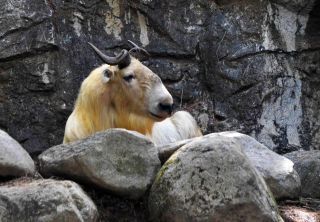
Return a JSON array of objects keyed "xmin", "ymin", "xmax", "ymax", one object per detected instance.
[
  {"xmin": 127, "ymin": 40, "xmax": 150, "ymax": 57},
  {"xmin": 88, "ymin": 42, "xmax": 131, "ymax": 68}
]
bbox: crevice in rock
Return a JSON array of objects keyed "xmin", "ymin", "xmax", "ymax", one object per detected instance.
[
  {"xmin": 149, "ymin": 53, "xmax": 196, "ymax": 60},
  {"xmin": 60, "ymin": 0, "xmax": 102, "ymax": 13},
  {"xmin": 162, "ymin": 74, "xmax": 184, "ymax": 84},
  {"xmin": 128, "ymin": 5, "xmax": 189, "ymax": 52},
  {"xmin": 214, "ymin": 113, "xmax": 227, "ymax": 122},
  {"xmin": 231, "ymin": 83, "xmax": 257, "ymax": 96},
  {"xmin": 226, "ymin": 47, "xmax": 320, "ymax": 62},
  {"xmin": 305, "ymin": 0, "xmax": 320, "ymax": 48},
  {"xmin": 0, "ymin": 45, "xmax": 59, "ymax": 62},
  {"xmin": 46, "ymin": 0, "xmax": 56, "ymax": 12},
  {"xmin": 0, "ymin": 18, "xmax": 51, "ymax": 41}
]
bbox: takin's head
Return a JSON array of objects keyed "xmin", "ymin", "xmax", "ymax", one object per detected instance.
[{"xmin": 87, "ymin": 41, "xmax": 174, "ymax": 122}]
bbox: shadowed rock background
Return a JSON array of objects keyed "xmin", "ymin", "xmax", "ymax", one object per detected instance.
[{"xmin": 0, "ymin": 0, "xmax": 319, "ymax": 155}]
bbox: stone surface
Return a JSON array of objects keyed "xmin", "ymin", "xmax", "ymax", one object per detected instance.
[
  {"xmin": 198, "ymin": 0, "xmax": 320, "ymax": 154},
  {"xmin": 0, "ymin": 129, "xmax": 35, "ymax": 177},
  {"xmin": 149, "ymin": 135, "xmax": 281, "ymax": 222},
  {"xmin": 215, "ymin": 132, "xmax": 301, "ymax": 200},
  {"xmin": 157, "ymin": 138, "xmax": 194, "ymax": 164},
  {"xmin": 284, "ymin": 150, "xmax": 320, "ymax": 198},
  {"xmin": 0, "ymin": 179, "xmax": 98, "ymax": 222},
  {"xmin": 39, "ymin": 129, "xmax": 161, "ymax": 199},
  {"xmin": 157, "ymin": 132, "xmax": 301, "ymax": 200},
  {"xmin": 279, "ymin": 205, "xmax": 320, "ymax": 222},
  {"xmin": 0, "ymin": 0, "xmax": 319, "ymax": 155}
]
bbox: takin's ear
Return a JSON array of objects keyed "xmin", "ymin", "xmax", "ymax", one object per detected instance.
[{"xmin": 102, "ymin": 68, "xmax": 114, "ymax": 83}]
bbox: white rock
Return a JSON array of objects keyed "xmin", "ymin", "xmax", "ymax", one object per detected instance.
[
  {"xmin": 0, "ymin": 130, "xmax": 35, "ymax": 177},
  {"xmin": 284, "ymin": 150, "xmax": 320, "ymax": 198},
  {"xmin": 216, "ymin": 131, "xmax": 301, "ymax": 199}
]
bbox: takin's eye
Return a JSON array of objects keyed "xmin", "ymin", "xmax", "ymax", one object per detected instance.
[{"xmin": 123, "ymin": 74, "xmax": 135, "ymax": 82}]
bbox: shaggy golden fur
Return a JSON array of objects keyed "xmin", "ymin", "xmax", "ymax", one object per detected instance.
[{"xmin": 63, "ymin": 57, "xmax": 201, "ymax": 144}]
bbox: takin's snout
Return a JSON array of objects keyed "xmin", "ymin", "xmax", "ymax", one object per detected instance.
[{"xmin": 147, "ymin": 79, "xmax": 174, "ymax": 120}]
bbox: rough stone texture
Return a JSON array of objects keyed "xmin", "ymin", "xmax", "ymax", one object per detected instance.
[
  {"xmin": 39, "ymin": 129, "xmax": 161, "ymax": 199},
  {"xmin": 157, "ymin": 132, "xmax": 301, "ymax": 200},
  {"xmin": 215, "ymin": 132, "xmax": 301, "ymax": 200},
  {"xmin": 0, "ymin": 0, "xmax": 319, "ymax": 155},
  {"xmin": 0, "ymin": 129, "xmax": 35, "ymax": 177},
  {"xmin": 279, "ymin": 205, "xmax": 320, "ymax": 222},
  {"xmin": 149, "ymin": 135, "xmax": 281, "ymax": 222},
  {"xmin": 199, "ymin": 0, "xmax": 320, "ymax": 154},
  {"xmin": 0, "ymin": 179, "xmax": 98, "ymax": 222},
  {"xmin": 284, "ymin": 150, "xmax": 320, "ymax": 198},
  {"xmin": 157, "ymin": 138, "xmax": 195, "ymax": 163}
]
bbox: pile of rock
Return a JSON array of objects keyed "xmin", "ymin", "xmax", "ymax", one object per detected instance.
[
  {"xmin": 0, "ymin": 130, "xmax": 98, "ymax": 221},
  {"xmin": 1, "ymin": 128, "xmax": 320, "ymax": 221}
]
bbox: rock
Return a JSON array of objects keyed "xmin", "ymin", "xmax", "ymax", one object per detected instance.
[
  {"xmin": 39, "ymin": 129, "xmax": 161, "ymax": 199},
  {"xmin": 149, "ymin": 135, "xmax": 281, "ymax": 222},
  {"xmin": 157, "ymin": 132, "xmax": 301, "ymax": 200},
  {"xmin": 0, "ymin": 130, "xmax": 35, "ymax": 177},
  {"xmin": 157, "ymin": 138, "xmax": 194, "ymax": 164},
  {"xmin": 279, "ymin": 205, "xmax": 320, "ymax": 222},
  {"xmin": 0, "ymin": 179, "xmax": 98, "ymax": 222},
  {"xmin": 284, "ymin": 150, "xmax": 320, "ymax": 198},
  {"xmin": 216, "ymin": 132, "xmax": 301, "ymax": 200},
  {"xmin": 1, "ymin": 0, "xmax": 319, "ymax": 155},
  {"xmin": 198, "ymin": 0, "xmax": 319, "ymax": 153}
]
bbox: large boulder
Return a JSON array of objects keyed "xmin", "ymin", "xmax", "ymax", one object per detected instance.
[
  {"xmin": 284, "ymin": 150, "xmax": 320, "ymax": 198},
  {"xmin": 157, "ymin": 132, "xmax": 301, "ymax": 200},
  {"xmin": 39, "ymin": 129, "xmax": 161, "ymax": 199},
  {"xmin": 215, "ymin": 132, "xmax": 301, "ymax": 200},
  {"xmin": 149, "ymin": 135, "xmax": 282, "ymax": 222},
  {"xmin": 0, "ymin": 179, "xmax": 98, "ymax": 222},
  {"xmin": 0, "ymin": 129, "xmax": 35, "ymax": 177}
]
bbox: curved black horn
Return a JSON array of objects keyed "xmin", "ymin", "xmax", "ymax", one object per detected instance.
[
  {"xmin": 88, "ymin": 42, "xmax": 129, "ymax": 65},
  {"xmin": 127, "ymin": 40, "xmax": 150, "ymax": 56}
]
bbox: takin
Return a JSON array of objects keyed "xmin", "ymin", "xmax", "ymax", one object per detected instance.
[{"xmin": 63, "ymin": 41, "xmax": 202, "ymax": 145}]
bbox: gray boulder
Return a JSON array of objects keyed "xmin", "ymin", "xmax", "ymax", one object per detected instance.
[
  {"xmin": 215, "ymin": 132, "xmax": 301, "ymax": 200},
  {"xmin": 0, "ymin": 179, "xmax": 98, "ymax": 222},
  {"xmin": 284, "ymin": 150, "xmax": 320, "ymax": 198},
  {"xmin": 39, "ymin": 129, "xmax": 161, "ymax": 199},
  {"xmin": 149, "ymin": 135, "xmax": 281, "ymax": 222},
  {"xmin": 157, "ymin": 132, "xmax": 301, "ymax": 200},
  {"xmin": 0, "ymin": 130, "xmax": 35, "ymax": 177}
]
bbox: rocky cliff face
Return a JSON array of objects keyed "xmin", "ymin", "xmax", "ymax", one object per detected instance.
[{"xmin": 0, "ymin": 0, "xmax": 319, "ymax": 154}]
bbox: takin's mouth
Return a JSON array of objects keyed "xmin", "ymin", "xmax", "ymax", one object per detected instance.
[{"xmin": 149, "ymin": 112, "xmax": 168, "ymax": 121}]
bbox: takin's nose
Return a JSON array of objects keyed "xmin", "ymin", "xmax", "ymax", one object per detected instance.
[{"xmin": 158, "ymin": 102, "xmax": 174, "ymax": 115}]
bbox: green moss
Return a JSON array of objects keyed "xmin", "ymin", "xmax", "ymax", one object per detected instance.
[{"xmin": 154, "ymin": 157, "xmax": 178, "ymax": 184}]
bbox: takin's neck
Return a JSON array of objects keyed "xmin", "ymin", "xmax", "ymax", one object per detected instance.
[
  {"xmin": 74, "ymin": 90, "xmax": 155, "ymax": 137},
  {"xmin": 114, "ymin": 111, "xmax": 155, "ymax": 135},
  {"xmin": 75, "ymin": 104, "xmax": 155, "ymax": 137}
]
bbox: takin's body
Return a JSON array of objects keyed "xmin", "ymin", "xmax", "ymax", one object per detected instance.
[
  {"xmin": 63, "ymin": 42, "xmax": 202, "ymax": 144},
  {"xmin": 63, "ymin": 64, "xmax": 202, "ymax": 144}
]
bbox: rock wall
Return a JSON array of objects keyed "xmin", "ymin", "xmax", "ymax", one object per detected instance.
[{"xmin": 0, "ymin": 0, "xmax": 319, "ymax": 154}]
